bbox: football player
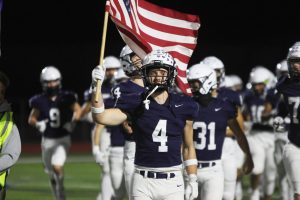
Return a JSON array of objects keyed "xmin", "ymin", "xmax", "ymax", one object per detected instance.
[
  {"xmin": 91, "ymin": 49, "xmax": 199, "ymax": 200},
  {"xmin": 243, "ymin": 66, "xmax": 277, "ymax": 200},
  {"xmin": 275, "ymin": 42, "xmax": 300, "ymax": 200},
  {"xmin": 80, "ymin": 55, "xmax": 121, "ymax": 200},
  {"xmin": 28, "ymin": 66, "xmax": 81, "ymax": 200},
  {"xmin": 187, "ymin": 63, "xmax": 253, "ymax": 200},
  {"xmin": 114, "ymin": 45, "xmax": 144, "ymax": 199},
  {"xmin": 201, "ymin": 56, "xmax": 244, "ymax": 200},
  {"xmin": 228, "ymin": 74, "xmax": 244, "ymax": 93}
]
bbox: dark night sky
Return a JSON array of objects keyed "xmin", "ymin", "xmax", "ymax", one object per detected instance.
[{"xmin": 1, "ymin": 0, "xmax": 300, "ymax": 101}]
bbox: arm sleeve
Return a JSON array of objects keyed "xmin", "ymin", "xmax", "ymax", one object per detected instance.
[{"xmin": 0, "ymin": 125, "xmax": 21, "ymax": 172}]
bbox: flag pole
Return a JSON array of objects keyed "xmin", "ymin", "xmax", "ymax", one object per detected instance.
[{"xmin": 95, "ymin": 2, "xmax": 109, "ymax": 103}]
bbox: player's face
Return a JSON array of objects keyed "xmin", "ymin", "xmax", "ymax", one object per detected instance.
[
  {"xmin": 46, "ymin": 80, "xmax": 60, "ymax": 88},
  {"xmin": 148, "ymin": 68, "xmax": 168, "ymax": 85},
  {"xmin": 131, "ymin": 55, "xmax": 142, "ymax": 69},
  {"xmin": 188, "ymin": 80, "xmax": 202, "ymax": 93},
  {"xmin": 0, "ymin": 82, "xmax": 5, "ymax": 104},
  {"xmin": 105, "ymin": 68, "xmax": 117, "ymax": 80},
  {"xmin": 252, "ymin": 83, "xmax": 265, "ymax": 95},
  {"xmin": 290, "ymin": 60, "xmax": 300, "ymax": 74}
]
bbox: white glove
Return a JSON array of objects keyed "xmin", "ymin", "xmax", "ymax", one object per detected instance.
[
  {"xmin": 35, "ymin": 120, "xmax": 48, "ymax": 133},
  {"xmin": 273, "ymin": 116, "xmax": 285, "ymax": 132},
  {"xmin": 92, "ymin": 145, "xmax": 105, "ymax": 165},
  {"xmin": 185, "ymin": 174, "xmax": 198, "ymax": 200},
  {"xmin": 92, "ymin": 65, "xmax": 106, "ymax": 87}
]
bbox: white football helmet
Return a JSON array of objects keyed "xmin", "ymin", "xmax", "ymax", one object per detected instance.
[
  {"xmin": 40, "ymin": 66, "xmax": 61, "ymax": 82},
  {"xmin": 287, "ymin": 41, "xmax": 300, "ymax": 81},
  {"xmin": 187, "ymin": 62, "xmax": 217, "ymax": 95},
  {"xmin": 103, "ymin": 56, "xmax": 121, "ymax": 69},
  {"xmin": 40, "ymin": 66, "xmax": 62, "ymax": 94},
  {"xmin": 119, "ymin": 45, "xmax": 141, "ymax": 76},
  {"xmin": 115, "ymin": 68, "xmax": 129, "ymax": 82},
  {"xmin": 224, "ymin": 75, "xmax": 235, "ymax": 88},
  {"xmin": 141, "ymin": 49, "xmax": 177, "ymax": 91},
  {"xmin": 249, "ymin": 66, "xmax": 275, "ymax": 89},
  {"xmin": 276, "ymin": 60, "xmax": 288, "ymax": 79},
  {"xmin": 229, "ymin": 74, "xmax": 243, "ymax": 91},
  {"xmin": 201, "ymin": 56, "xmax": 225, "ymax": 87}
]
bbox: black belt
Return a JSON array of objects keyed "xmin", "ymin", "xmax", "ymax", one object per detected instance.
[
  {"xmin": 139, "ymin": 170, "xmax": 176, "ymax": 179},
  {"xmin": 197, "ymin": 162, "xmax": 216, "ymax": 169}
]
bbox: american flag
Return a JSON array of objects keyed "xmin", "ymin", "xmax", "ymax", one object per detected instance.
[{"xmin": 106, "ymin": 0, "xmax": 200, "ymax": 95}]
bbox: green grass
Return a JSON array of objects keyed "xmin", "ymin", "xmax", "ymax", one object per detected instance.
[
  {"xmin": 6, "ymin": 154, "xmax": 282, "ymax": 200},
  {"xmin": 6, "ymin": 154, "xmax": 102, "ymax": 200}
]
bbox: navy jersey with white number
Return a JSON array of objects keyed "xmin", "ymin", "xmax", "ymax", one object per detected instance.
[
  {"xmin": 29, "ymin": 90, "xmax": 78, "ymax": 138},
  {"xmin": 115, "ymin": 92, "xmax": 198, "ymax": 168},
  {"xmin": 277, "ymin": 76, "xmax": 300, "ymax": 147},
  {"xmin": 111, "ymin": 80, "xmax": 145, "ymax": 141},
  {"xmin": 193, "ymin": 98, "xmax": 237, "ymax": 161},
  {"xmin": 243, "ymin": 89, "xmax": 273, "ymax": 131},
  {"xmin": 84, "ymin": 80, "xmax": 113, "ymax": 103}
]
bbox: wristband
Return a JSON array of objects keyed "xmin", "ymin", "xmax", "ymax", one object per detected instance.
[
  {"xmin": 184, "ymin": 159, "xmax": 197, "ymax": 167},
  {"xmin": 91, "ymin": 105, "xmax": 105, "ymax": 114}
]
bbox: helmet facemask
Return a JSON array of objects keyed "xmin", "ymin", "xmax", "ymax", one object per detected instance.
[
  {"xmin": 42, "ymin": 79, "xmax": 61, "ymax": 97},
  {"xmin": 141, "ymin": 61, "xmax": 177, "ymax": 92}
]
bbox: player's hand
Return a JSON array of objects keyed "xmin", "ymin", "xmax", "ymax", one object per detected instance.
[
  {"xmin": 92, "ymin": 145, "xmax": 105, "ymax": 165},
  {"xmin": 92, "ymin": 65, "xmax": 106, "ymax": 87},
  {"xmin": 122, "ymin": 121, "xmax": 133, "ymax": 134},
  {"xmin": 185, "ymin": 174, "xmax": 198, "ymax": 200},
  {"xmin": 35, "ymin": 120, "xmax": 48, "ymax": 133},
  {"xmin": 242, "ymin": 155, "xmax": 254, "ymax": 175},
  {"xmin": 273, "ymin": 116, "xmax": 285, "ymax": 132}
]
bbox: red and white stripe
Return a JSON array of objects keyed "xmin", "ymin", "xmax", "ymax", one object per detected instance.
[{"xmin": 106, "ymin": 0, "xmax": 200, "ymax": 95}]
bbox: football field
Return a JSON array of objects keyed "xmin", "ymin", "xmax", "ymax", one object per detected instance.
[{"xmin": 6, "ymin": 154, "xmax": 281, "ymax": 200}]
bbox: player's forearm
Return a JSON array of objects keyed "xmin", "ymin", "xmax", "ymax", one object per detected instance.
[
  {"xmin": 236, "ymin": 134, "xmax": 251, "ymax": 157},
  {"xmin": 92, "ymin": 124, "xmax": 104, "ymax": 146},
  {"xmin": 183, "ymin": 146, "xmax": 197, "ymax": 175},
  {"xmin": 229, "ymin": 119, "xmax": 251, "ymax": 156},
  {"xmin": 28, "ymin": 116, "xmax": 38, "ymax": 126}
]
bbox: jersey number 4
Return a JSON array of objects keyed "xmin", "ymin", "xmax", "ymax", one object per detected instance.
[
  {"xmin": 193, "ymin": 122, "xmax": 216, "ymax": 150},
  {"xmin": 152, "ymin": 120, "xmax": 168, "ymax": 152}
]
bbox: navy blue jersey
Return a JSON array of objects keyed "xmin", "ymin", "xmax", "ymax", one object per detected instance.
[
  {"xmin": 193, "ymin": 98, "xmax": 237, "ymax": 161},
  {"xmin": 115, "ymin": 92, "xmax": 198, "ymax": 168},
  {"xmin": 243, "ymin": 89, "xmax": 273, "ymax": 130},
  {"xmin": 104, "ymin": 97, "xmax": 125, "ymax": 147},
  {"xmin": 266, "ymin": 87, "xmax": 281, "ymax": 108},
  {"xmin": 111, "ymin": 80, "xmax": 145, "ymax": 141},
  {"xmin": 276, "ymin": 76, "xmax": 300, "ymax": 147},
  {"xmin": 29, "ymin": 90, "xmax": 78, "ymax": 138},
  {"xmin": 112, "ymin": 80, "xmax": 145, "ymax": 106},
  {"xmin": 218, "ymin": 87, "xmax": 242, "ymax": 107},
  {"xmin": 83, "ymin": 81, "xmax": 114, "ymax": 103}
]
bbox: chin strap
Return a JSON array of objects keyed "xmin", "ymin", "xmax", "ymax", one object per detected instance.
[{"xmin": 143, "ymin": 85, "xmax": 159, "ymax": 110}]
